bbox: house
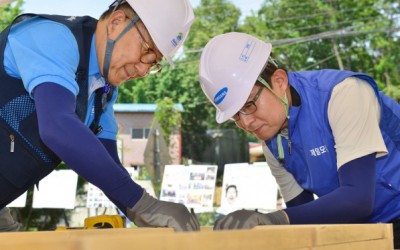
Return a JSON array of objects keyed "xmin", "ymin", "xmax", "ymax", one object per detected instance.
[{"xmin": 113, "ymin": 103, "xmax": 184, "ymax": 167}]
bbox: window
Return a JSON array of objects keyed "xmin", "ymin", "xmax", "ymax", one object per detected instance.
[{"xmin": 131, "ymin": 128, "xmax": 150, "ymax": 139}]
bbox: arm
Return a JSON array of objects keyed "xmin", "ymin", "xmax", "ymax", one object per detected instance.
[
  {"xmin": 99, "ymin": 138, "xmax": 122, "ymax": 166},
  {"xmin": 285, "ymin": 153, "xmax": 376, "ymax": 224},
  {"xmin": 34, "ymin": 82, "xmax": 143, "ymax": 210},
  {"xmin": 286, "ymin": 190, "xmax": 314, "ymax": 207},
  {"xmin": 214, "ymin": 153, "xmax": 376, "ymax": 230},
  {"xmin": 34, "ymin": 83, "xmax": 199, "ymax": 231}
]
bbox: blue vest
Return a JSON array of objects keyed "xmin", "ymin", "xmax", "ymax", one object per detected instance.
[
  {"xmin": 0, "ymin": 14, "xmax": 97, "ymax": 207},
  {"xmin": 265, "ymin": 69, "xmax": 400, "ymax": 222}
]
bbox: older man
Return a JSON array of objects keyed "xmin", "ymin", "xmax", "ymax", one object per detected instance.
[{"xmin": 0, "ymin": 0, "xmax": 198, "ymax": 232}]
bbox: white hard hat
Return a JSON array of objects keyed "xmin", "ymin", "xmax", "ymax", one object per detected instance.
[
  {"xmin": 0, "ymin": 0, "xmax": 15, "ymax": 6},
  {"xmin": 126, "ymin": 0, "xmax": 195, "ymax": 67},
  {"xmin": 199, "ymin": 32, "xmax": 272, "ymax": 123}
]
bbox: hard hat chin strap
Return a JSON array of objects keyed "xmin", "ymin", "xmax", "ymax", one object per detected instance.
[
  {"xmin": 103, "ymin": 15, "xmax": 140, "ymax": 82},
  {"xmin": 257, "ymin": 75, "xmax": 290, "ymax": 162},
  {"xmin": 257, "ymin": 76, "xmax": 289, "ymax": 119}
]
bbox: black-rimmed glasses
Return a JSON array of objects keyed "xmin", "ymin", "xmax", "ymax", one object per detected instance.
[{"xmin": 230, "ymin": 85, "xmax": 264, "ymax": 122}]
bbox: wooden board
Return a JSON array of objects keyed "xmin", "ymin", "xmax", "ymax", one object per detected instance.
[{"xmin": 0, "ymin": 224, "xmax": 393, "ymax": 250}]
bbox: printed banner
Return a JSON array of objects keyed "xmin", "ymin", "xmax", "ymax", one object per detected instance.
[
  {"xmin": 218, "ymin": 162, "xmax": 278, "ymax": 215},
  {"xmin": 160, "ymin": 165, "xmax": 218, "ymax": 212}
]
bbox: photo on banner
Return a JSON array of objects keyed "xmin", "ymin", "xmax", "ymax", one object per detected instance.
[
  {"xmin": 217, "ymin": 162, "xmax": 279, "ymax": 215},
  {"xmin": 160, "ymin": 165, "xmax": 218, "ymax": 212}
]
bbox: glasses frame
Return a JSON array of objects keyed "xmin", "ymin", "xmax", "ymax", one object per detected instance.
[
  {"xmin": 112, "ymin": 3, "xmax": 162, "ymax": 75},
  {"xmin": 133, "ymin": 25, "xmax": 163, "ymax": 74},
  {"xmin": 230, "ymin": 84, "xmax": 264, "ymax": 122}
]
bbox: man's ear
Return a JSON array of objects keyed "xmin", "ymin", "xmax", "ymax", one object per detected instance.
[
  {"xmin": 271, "ymin": 69, "xmax": 289, "ymax": 92},
  {"xmin": 107, "ymin": 10, "xmax": 127, "ymax": 36}
]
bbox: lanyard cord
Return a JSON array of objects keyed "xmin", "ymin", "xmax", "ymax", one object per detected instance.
[{"xmin": 257, "ymin": 75, "xmax": 291, "ymax": 161}]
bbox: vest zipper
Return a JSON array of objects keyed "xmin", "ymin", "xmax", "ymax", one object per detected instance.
[{"xmin": 10, "ymin": 134, "xmax": 14, "ymax": 153}]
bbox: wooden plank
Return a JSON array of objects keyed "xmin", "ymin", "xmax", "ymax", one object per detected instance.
[
  {"xmin": 0, "ymin": 227, "xmax": 174, "ymax": 250},
  {"xmin": 311, "ymin": 224, "xmax": 391, "ymax": 246},
  {"xmin": 0, "ymin": 224, "xmax": 393, "ymax": 250},
  {"xmin": 312, "ymin": 238, "xmax": 392, "ymax": 250},
  {"xmin": 0, "ymin": 237, "xmax": 79, "ymax": 250},
  {"xmin": 0, "ymin": 227, "xmax": 173, "ymax": 239},
  {"xmin": 200, "ymin": 226, "xmax": 213, "ymax": 231},
  {"xmin": 81, "ymin": 226, "xmax": 315, "ymax": 250}
]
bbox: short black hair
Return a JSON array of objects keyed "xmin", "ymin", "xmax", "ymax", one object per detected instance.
[
  {"xmin": 257, "ymin": 53, "xmax": 287, "ymax": 87},
  {"xmin": 225, "ymin": 185, "xmax": 238, "ymax": 195}
]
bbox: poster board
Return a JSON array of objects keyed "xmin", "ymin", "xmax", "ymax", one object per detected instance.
[
  {"xmin": 86, "ymin": 167, "xmax": 155, "ymax": 208},
  {"xmin": 218, "ymin": 162, "xmax": 278, "ymax": 215},
  {"xmin": 160, "ymin": 165, "xmax": 218, "ymax": 212},
  {"xmin": 32, "ymin": 170, "xmax": 78, "ymax": 209},
  {"xmin": 86, "ymin": 183, "xmax": 116, "ymax": 208}
]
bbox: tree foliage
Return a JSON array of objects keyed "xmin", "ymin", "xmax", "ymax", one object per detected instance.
[
  {"xmin": 0, "ymin": 0, "xmax": 22, "ymax": 31},
  {"xmin": 116, "ymin": 0, "xmax": 400, "ymax": 164},
  {"xmin": 154, "ymin": 97, "xmax": 182, "ymax": 145},
  {"xmin": 240, "ymin": 0, "xmax": 400, "ymax": 100}
]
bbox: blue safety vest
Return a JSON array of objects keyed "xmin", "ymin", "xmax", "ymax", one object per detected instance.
[
  {"xmin": 0, "ymin": 14, "xmax": 97, "ymax": 207},
  {"xmin": 265, "ymin": 69, "xmax": 400, "ymax": 222}
]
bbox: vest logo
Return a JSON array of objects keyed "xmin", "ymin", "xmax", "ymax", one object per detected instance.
[
  {"xmin": 309, "ymin": 145, "xmax": 329, "ymax": 156},
  {"xmin": 214, "ymin": 87, "xmax": 228, "ymax": 105}
]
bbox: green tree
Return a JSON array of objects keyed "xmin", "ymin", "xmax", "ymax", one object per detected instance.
[
  {"xmin": 154, "ymin": 97, "xmax": 182, "ymax": 145},
  {"xmin": 0, "ymin": 0, "xmax": 22, "ymax": 31},
  {"xmin": 240, "ymin": 0, "xmax": 400, "ymax": 100}
]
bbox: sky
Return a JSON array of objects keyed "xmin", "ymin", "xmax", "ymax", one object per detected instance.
[{"xmin": 20, "ymin": 0, "xmax": 264, "ymax": 19}]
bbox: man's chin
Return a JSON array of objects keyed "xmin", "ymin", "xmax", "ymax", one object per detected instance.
[
  {"xmin": 254, "ymin": 132, "xmax": 273, "ymax": 141},
  {"xmin": 256, "ymin": 135, "xmax": 268, "ymax": 141}
]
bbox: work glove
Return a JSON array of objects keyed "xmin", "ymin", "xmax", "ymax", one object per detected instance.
[
  {"xmin": 0, "ymin": 208, "xmax": 20, "ymax": 232},
  {"xmin": 214, "ymin": 209, "xmax": 289, "ymax": 230},
  {"xmin": 127, "ymin": 191, "xmax": 200, "ymax": 232}
]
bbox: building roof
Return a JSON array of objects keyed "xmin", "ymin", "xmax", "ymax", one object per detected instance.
[{"xmin": 113, "ymin": 103, "xmax": 184, "ymax": 113}]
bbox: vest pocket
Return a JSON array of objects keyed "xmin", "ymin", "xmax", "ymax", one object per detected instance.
[{"xmin": 0, "ymin": 125, "xmax": 59, "ymax": 189}]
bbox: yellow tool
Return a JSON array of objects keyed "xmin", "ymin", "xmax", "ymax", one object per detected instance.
[
  {"xmin": 56, "ymin": 215, "xmax": 125, "ymax": 230},
  {"xmin": 84, "ymin": 215, "xmax": 125, "ymax": 229}
]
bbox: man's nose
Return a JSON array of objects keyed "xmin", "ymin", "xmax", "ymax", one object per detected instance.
[
  {"xmin": 239, "ymin": 114, "xmax": 255, "ymax": 128},
  {"xmin": 135, "ymin": 63, "xmax": 150, "ymax": 77}
]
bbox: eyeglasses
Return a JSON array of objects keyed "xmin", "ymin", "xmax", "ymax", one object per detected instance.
[
  {"xmin": 230, "ymin": 85, "xmax": 264, "ymax": 122},
  {"xmin": 134, "ymin": 25, "xmax": 162, "ymax": 74}
]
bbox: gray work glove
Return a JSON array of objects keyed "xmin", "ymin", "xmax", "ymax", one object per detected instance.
[
  {"xmin": 214, "ymin": 209, "xmax": 289, "ymax": 230},
  {"xmin": 0, "ymin": 208, "xmax": 20, "ymax": 232},
  {"xmin": 127, "ymin": 191, "xmax": 200, "ymax": 232}
]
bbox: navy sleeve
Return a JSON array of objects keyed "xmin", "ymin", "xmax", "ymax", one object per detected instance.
[
  {"xmin": 284, "ymin": 153, "xmax": 376, "ymax": 224},
  {"xmin": 34, "ymin": 83, "xmax": 143, "ymax": 211},
  {"xmin": 99, "ymin": 138, "xmax": 122, "ymax": 165},
  {"xmin": 286, "ymin": 190, "xmax": 314, "ymax": 207}
]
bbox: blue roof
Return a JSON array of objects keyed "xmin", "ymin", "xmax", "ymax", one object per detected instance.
[{"xmin": 113, "ymin": 103, "xmax": 184, "ymax": 113}]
